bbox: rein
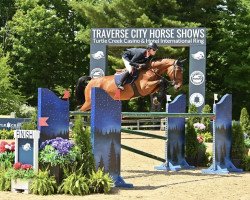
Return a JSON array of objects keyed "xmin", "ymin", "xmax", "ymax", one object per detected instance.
[{"xmin": 149, "ymin": 59, "xmax": 180, "ymax": 85}]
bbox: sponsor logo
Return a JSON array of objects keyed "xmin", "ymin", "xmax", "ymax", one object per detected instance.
[
  {"xmin": 22, "ymin": 143, "xmax": 32, "ymax": 151},
  {"xmin": 90, "ymin": 68, "xmax": 105, "ymax": 79},
  {"xmin": 191, "ymin": 51, "xmax": 204, "ymax": 60},
  {"xmin": 189, "ymin": 93, "xmax": 204, "ymax": 107},
  {"xmin": 91, "ymin": 51, "xmax": 105, "ymax": 60},
  {"xmin": 190, "ymin": 71, "xmax": 205, "ymax": 85}
]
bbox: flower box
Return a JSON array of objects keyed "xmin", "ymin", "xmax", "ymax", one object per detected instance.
[{"xmin": 11, "ymin": 178, "xmax": 33, "ymax": 194}]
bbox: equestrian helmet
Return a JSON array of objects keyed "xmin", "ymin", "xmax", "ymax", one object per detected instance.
[{"xmin": 147, "ymin": 42, "xmax": 158, "ymax": 51}]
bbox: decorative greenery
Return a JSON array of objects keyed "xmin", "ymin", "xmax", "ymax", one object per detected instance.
[
  {"xmin": 0, "ymin": 130, "xmax": 14, "ymax": 139},
  {"xmin": 6, "ymin": 162, "xmax": 35, "ymax": 180},
  {"xmin": 231, "ymin": 121, "xmax": 246, "ymax": 167},
  {"xmin": 21, "ymin": 111, "xmax": 37, "ymax": 130},
  {"xmin": 185, "ymin": 104, "xmax": 199, "ymax": 166},
  {"xmin": 0, "ymin": 168, "xmax": 11, "ymax": 191},
  {"xmin": 240, "ymin": 107, "xmax": 250, "ymax": 137},
  {"xmin": 201, "ymin": 104, "xmax": 212, "ymax": 132},
  {"xmin": 72, "ymin": 116, "xmax": 95, "ymax": 176},
  {"xmin": 39, "ymin": 137, "xmax": 79, "ymax": 168},
  {"xmin": 201, "ymin": 132, "xmax": 213, "ymax": 143},
  {"xmin": 58, "ymin": 172, "xmax": 89, "ymax": 195},
  {"xmin": 30, "ymin": 170, "xmax": 57, "ymax": 195},
  {"xmin": 0, "ymin": 141, "xmax": 15, "ymax": 169},
  {"xmin": 244, "ymin": 138, "xmax": 250, "ymax": 149},
  {"xmin": 88, "ymin": 169, "xmax": 113, "ymax": 194},
  {"xmin": 243, "ymin": 156, "xmax": 250, "ymax": 171}
]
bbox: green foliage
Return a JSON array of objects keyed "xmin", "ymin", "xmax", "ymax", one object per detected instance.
[
  {"xmin": 197, "ymin": 143, "xmax": 209, "ymax": 167},
  {"xmin": 185, "ymin": 104, "xmax": 199, "ymax": 164},
  {"xmin": 1, "ymin": 0, "xmax": 88, "ymax": 107},
  {"xmin": 6, "ymin": 167, "xmax": 35, "ymax": 180},
  {"xmin": 72, "ymin": 116, "xmax": 95, "ymax": 176},
  {"xmin": 58, "ymin": 172, "xmax": 89, "ymax": 195},
  {"xmin": 201, "ymin": 104, "xmax": 212, "ymax": 132},
  {"xmin": 243, "ymin": 156, "xmax": 250, "ymax": 171},
  {"xmin": 201, "ymin": 132, "xmax": 213, "ymax": 143},
  {"xmin": 0, "ymin": 168, "xmax": 11, "ymax": 191},
  {"xmin": 244, "ymin": 138, "xmax": 250, "ymax": 149},
  {"xmin": 0, "ymin": 50, "xmax": 25, "ymax": 114},
  {"xmin": 30, "ymin": 170, "xmax": 57, "ymax": 195},
  {"xmin": 231, "ymin": 121, "xmax": 246, "ymax": 162},
  {"xmin": 88, "ymin": 169, "xmax": 113, "ymax": 194},
  {"xmin": 18, "ymin": 104, "xmax": 36, "ymax": 118},
  {"xmin": 0, "ymin": 130, "xmax": 14, "ymax": 139},
  {"xmin": 240, "ymin": 107, "xmax": 250, "ymax": 136},
  {"xmin": 21, "ymin": 110, "xmax": 37, "ymax": 130},
  {"xmin": 0, "ymin": 151, "xmax": 14, "ymax": 169},
  {"xmin": 39, "ymin": 144, "xmax": 79, "ymax": 168}
]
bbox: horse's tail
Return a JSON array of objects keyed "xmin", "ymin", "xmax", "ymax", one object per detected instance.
[{"xmin": 75, "ymin": 76, "xmax": 91, "ymax": 105}]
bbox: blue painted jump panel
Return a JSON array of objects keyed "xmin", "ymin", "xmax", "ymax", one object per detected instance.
[
  {"xmin": 91, "ymin": 87, "xmax": 133, "ymax": 188},
  {"xmin": 37, "ymin": 88, "xmax": 69, "ymax": 143},
  {"xmin": 202, "ymin": 94, "xmax": 242, "ymax": 174},
  {"xmin": 155, "ymin": 94, "xmax": 193, "ymax": 171}
]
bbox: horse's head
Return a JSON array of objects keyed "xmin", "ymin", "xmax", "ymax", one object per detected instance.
[{"xmin": 168, "ymin": 58, "xmax": 185, "ymax": 90}]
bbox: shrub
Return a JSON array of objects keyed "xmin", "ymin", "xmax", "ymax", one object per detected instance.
[
  {"xmin": 88, "ymin": 168, "xmax": 113, "ymax": 194},
  {"xmin": 244, "ymin": 138, "xmax": 250, "ymax": 149},
  {"xmin": 72, "ymin": 116, "xmax": 95, "ymax": 176},
  {"xmin": 243, "ymin": 156, "xmax": 250, "ymax": 171},
  {"xmin": 21, "ymin": 111, "xmax": 37, "ymax": 130},
  {"xmin": 0, "ymin": 168, "xmax": 11, "ymax": 191},
  {"xmin": 240, "ymin": 107, "xmax": 250, "ymax": 137},
  {"xmin": 30, "ymin": 170, "xmax": 57, "ymax": 195},
  {"xmin": 58, "ymin": 172, "xmax": 89, "ymax": 195},
  {"xmin": 201, "ymin": 132, "xmax": 213, "ymax": 143},
  {"xmin": 185, "ymin": 104, "xmax": 199, "ymax": 166},
  {"xmin": 201, "ymin": 104, "xmax": 212, "ymax": 132},
  {"xmin": 0, "ymin": 130, "xmax": 14, "ymax": 139},
  {"xmin": 231, "ymin": 121, "xmax": 246, "ymax": 167}
]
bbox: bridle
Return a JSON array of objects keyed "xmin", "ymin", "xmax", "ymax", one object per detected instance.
[{"xmin": 149, "ymin": 59, "xmax": 183, "ymax": 86}]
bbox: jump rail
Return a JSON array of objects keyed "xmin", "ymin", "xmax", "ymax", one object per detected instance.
[{"xmin": 70, "ymin": 111, "xmax": 215, "ymax": 118}]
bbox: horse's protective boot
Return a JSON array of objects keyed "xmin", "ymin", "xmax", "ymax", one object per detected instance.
[{"xmin": 117, "ymin": 71, "xmax": 130, "ymax": 90}]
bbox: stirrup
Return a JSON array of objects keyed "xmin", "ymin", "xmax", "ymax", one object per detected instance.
[{"xmin": 117, "ymin": 85, "xmax": 124, "ymax": 91}]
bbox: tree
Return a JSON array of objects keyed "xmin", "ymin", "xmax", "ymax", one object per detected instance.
[
  {"xmin": 177, "ymin": 0, "xmax": 250, "ymax": 118},
  {"xmin": 240, "ymin": 107, "xmax": 250, "ymax": 137},
  {"xmin": 0, "ymin": 48, "xmax": 24, "ymax": 114},
  {"xmin": 1, "ymin": 0, "xmax": 89, "ymax": 108}
]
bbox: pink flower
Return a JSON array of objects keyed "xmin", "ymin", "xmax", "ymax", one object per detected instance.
[
  {"xmin": 197, "ymin": 135, "xmax": 204, "ymax": 143},
  {"xmin": 21, "ymin": 164, "xmax": 33, "ymax": 170},
  {"xmin": 13, "ymin": 162, "xmax": 22, "ymax": 170}
]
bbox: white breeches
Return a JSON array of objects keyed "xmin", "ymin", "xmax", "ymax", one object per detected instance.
[{"xmin": 122, "ymin": 57, "xmax": 133, "ymax": 73}]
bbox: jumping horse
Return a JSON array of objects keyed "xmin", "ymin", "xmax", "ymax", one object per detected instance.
[{"xmin": 75, "ymin": 58, "xmax": 184, "ymax": 111}]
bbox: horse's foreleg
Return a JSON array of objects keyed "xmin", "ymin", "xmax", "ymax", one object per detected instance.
[{"xmin": 80, "ymin": 101, "xmax": 91, "ymax": 112}]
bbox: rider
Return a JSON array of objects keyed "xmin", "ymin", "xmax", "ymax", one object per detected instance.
[{"xmin": 117, "ymin": 42, "xmax": 158, "ymax": 90}]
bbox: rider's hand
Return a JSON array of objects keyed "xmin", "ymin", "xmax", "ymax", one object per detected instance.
[{"xmin": 140, "ymin": 63, "xmax": 147, "ymax": 69}]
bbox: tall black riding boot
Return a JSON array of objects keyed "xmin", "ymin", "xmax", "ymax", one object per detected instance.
[{"xmin": 117, "ymin": 71, "xmax": 130, "ymax": 90}]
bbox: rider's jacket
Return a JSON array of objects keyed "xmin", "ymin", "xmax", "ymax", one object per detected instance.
[{"xmin": 122, "ymin": 48, "xmax": 152, "ymax": 66}]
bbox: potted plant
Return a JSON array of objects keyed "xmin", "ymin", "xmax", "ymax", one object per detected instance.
[
  {"xmin": 6, "ymin": 162, "xmax": 35, "ymax": 194},
  {"xmin": 0, "ymin": 141, "xmax": 15, "ymax": 169},
  {"xmin": 39, "ymin": 137, "xmax": 79, "ymax": 183}
]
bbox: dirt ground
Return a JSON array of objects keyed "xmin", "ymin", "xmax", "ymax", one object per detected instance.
[{"xmin": 1, "ymin": 130, "xmax": 250, "ymax": 200}]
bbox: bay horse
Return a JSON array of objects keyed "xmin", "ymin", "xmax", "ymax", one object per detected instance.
[{"xmin": 76, "ymin": 58, "xmax": 184, "ymax": 111}]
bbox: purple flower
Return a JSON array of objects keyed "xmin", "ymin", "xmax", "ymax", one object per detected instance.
[{"xmin": 40, "ymin": 137, "xmax": 74, "ymax": 156}]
